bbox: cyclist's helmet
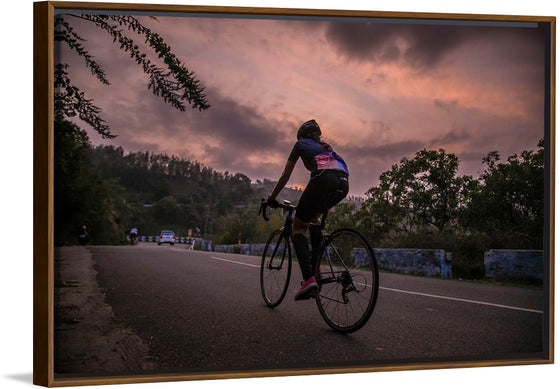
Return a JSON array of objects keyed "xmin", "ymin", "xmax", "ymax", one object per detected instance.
[{"xmin": 297, "ymin": 119, "xmax": 321, "ymax": 140}]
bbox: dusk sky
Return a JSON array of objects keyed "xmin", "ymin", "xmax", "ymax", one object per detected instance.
[{"xmin": 55, "ymin": 11, "xmax": 546, "ymax": 197}]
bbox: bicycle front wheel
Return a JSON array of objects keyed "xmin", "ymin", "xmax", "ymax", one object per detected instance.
[
  {"xmin": 260, "ymin": 229, "xmax": 292, "ymax": 308},
  {"xmin": 315, "ymin": 228, "xmax": 379, "ymax": 333}
]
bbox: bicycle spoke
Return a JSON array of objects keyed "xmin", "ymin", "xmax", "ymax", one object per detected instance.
[{"xmin": 315, "ymin": 228, "xmax": 379, "ymax": 333}]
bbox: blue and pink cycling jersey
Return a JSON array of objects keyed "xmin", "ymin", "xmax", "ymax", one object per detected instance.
[{"xmin": 288, "ymin": 139, "xmax": 349, "ymax": 177}]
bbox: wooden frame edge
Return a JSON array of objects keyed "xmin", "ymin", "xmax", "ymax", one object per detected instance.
[
  {"xmin": 46, "ymin": 1, "xmax": 555, "ymax": 23},
  {"xmin": 48, "ymin": 358, "xmax": 553, "ymax": 387},
  {"xmin": 34, "ymin": 1, "xmax": 54, "ymax": 387},
  {"xmin": 548, "ymin": 15, "xmax": 556, "ymax": 366}
]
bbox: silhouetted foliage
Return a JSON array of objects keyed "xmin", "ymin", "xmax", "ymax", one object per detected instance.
[
  {"xmin": 357, "ymin": 141, "xmax": 544, "ymax": 279},
  {"xmin": 54, "ymin": 13, "xmax": 209, "ymax": 138},
  {"xmin": 463, "ymin": 139, "xmax": 545, "ymax": 249},
  {"xmin": 54, "ymin": 120, "xmax": 132, "ymax": 245},
  {"xmin": 88, "ymin": 146, "xmax": 255, "ymax": 238}
]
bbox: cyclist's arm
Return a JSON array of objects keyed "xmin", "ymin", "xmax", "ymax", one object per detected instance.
[{"xmin": 269, "ymin": 159, "xmax": 296, "ymax": 201}]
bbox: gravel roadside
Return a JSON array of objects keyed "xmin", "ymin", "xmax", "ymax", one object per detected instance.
[{"xmin": 54, "ymin": 246, "xmax": 157, "ymax": 376}]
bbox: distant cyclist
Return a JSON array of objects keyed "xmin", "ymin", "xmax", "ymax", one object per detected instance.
[
  {"xmin": 129, "ymin": 227, "xmax": 138, "ymax": 244},
  {"xmin": 267, "ymin": 119, "xmax": 349, "ymax": 300},
  {"xmin": 78, "ymin": 224, "xmax": 88, "ymax": 245}
]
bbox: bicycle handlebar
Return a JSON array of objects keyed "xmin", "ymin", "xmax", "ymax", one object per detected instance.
[
  {"xmin": 258, "ymin": 198, "xmax": 271, "ymax": 221},
  {"xmin": 258, "ymin": 198, "xmax": 293, "ymax": 222},
  {"xmin": 259, "ymin": 197, "xmax": 329, "ymax": 229}
]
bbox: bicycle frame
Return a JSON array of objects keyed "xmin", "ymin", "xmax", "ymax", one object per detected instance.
[
  {"xmin": 260, "ymin": 199, "xmax": 352, "ymax": 282},
  {"xmin": 259, "ymin": 197, "xmax": 378, "ymax": 332},
  {"xmin": 266, "ymin": 233, "xmax": 289, "ymax": 271},
  {"xmin": 316, "ymin": 240, "xmax": 350, "ymax": 282},
  {"xmin": 263, "ymin": 200, "xmax": 295, "ymax": 270},
  {"xmin": 314, "ymin": 225, "xmax": 364, "ymax": 306},
  {"xmin": 316, "ymin": 253, "xmax": 357, "ymax": 305}
]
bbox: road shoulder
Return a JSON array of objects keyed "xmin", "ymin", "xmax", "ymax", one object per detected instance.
[{"xmin": 54, "ymin": 246, "xmax": 157, "ymax": 375}]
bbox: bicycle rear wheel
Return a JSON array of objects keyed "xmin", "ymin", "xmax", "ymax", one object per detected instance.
[
  {"xmin": 260, "ymin": 229, "xmax": 292, "ymax": 308},
  {"xmin": 314, "ymin": 228, "xmax": 379, "ymax": 333}
]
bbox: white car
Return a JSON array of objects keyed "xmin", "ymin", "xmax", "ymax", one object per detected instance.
[{"xmin": 158, "ymin": 230, "xmax": 175, "ymax": 245}]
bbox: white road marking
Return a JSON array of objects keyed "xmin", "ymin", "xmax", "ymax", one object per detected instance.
[
  {"xmin": 380, "ymin": 286, "xmax": 543, "ymax": 314},
  {"xmin": 207, "ymin": 253, "xmax": 542, "ymax": 315},
  {"xmin": 210, "ymin": 256, "xmax": 260, "ymax": 268}
]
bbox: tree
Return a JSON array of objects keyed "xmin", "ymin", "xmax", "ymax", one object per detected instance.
[
  {"xmin": 325, "ymin": 198, "xmax": 361, "ymax": 232},
  {"xmin": 54, "ymin": 13, "xmax": 210, "ymax": 137},
  {"xmin": 362, "ymin": 149, "xmax": 475, "ymax": 238},
  {"xmin": 463, "ymin": 139, "xmax": 544, "ymax": 249},
  {"xmin": 216, "ymin": 209, "xmax": 258, "ymax": 245},
  {"xmin": 54, "ymin": 120, "xmax": 131, "ymax": 245},
  {"xmin": 53, "ymin": 13, "xmax": 211, "ymax": 244},
  {"xmin": 151, "ymin": 196, "xmax": 184, "ymax": 229}
]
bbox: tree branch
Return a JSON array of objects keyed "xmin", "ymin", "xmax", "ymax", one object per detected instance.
[
  {"xmin": 79, "ymin": 14, "xmax": 210, "ymax": 111},
  {"xmin": 55, "ymin": 15, "xmax": 110, "ymax": 85},
  {"xmin": 54, "ymin": 64, "xmax": 116, "ymax": 139}
]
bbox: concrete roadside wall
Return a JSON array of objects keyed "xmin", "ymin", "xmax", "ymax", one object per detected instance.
[
  {"xmin": 374, "ymin": 248, "xmax": 452, "ymax": 278},
  {"xmin": 214, "ymin": 244, "xmax": 452, "ymax": 278},
  {"xmin": 214, "ymin": 243, "xmax": 279, "ymax": 257},
  {"xmin": 484, "ymin": 250, "xmax": 543, "ymax": 281},
  {"xmin": 215, "ymin": 244, "xmax": 544, "ymax": 281}
]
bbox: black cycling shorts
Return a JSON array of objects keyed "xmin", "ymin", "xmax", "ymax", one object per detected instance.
[{"xmin": 295, "ymin": 170, "xmax": 349, "ymax": 223}]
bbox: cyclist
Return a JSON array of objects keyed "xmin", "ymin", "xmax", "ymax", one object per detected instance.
[
  {"xmin": 129, "ymin": 227, "xmax": 138, "ymax": 244},
  {"xmin": 78, "ymin": 224, "xmax": 88, "ymax": 245},
  {"xmin": 267, "ymin": 119, "xmax": 349, "ymax": 300}
]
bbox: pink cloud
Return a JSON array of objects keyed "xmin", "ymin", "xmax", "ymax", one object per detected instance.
[{"xmin": 55, "ymin": 13, "xmax": 546, "ymax": 196}]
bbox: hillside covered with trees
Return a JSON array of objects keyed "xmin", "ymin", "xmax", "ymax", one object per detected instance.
[{"xmin": 54, "ymin": 119, "xmax": 301, "ymax": 246}]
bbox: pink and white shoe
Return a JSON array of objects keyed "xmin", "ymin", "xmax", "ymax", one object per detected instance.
[{"xmin": 294, "ymin": 276, "xmax": 318, "ymax": 301}]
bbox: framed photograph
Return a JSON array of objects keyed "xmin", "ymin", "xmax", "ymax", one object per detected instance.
[{"xmin": 33, "ymin": 1, "xmax": 555, "ymax": 387}]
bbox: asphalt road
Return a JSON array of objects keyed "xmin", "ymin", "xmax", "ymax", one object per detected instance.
[{"xmin": 90, "ymin": 243, "xmax": 544, "ymax": 374}]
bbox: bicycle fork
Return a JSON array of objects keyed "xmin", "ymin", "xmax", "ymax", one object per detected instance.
[{"xmin": 268, "ymin": 232, "xmax": 288, "ymax": 271}]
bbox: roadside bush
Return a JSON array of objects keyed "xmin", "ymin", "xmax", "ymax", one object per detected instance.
[
  {"xmin": 377, "ymin": 229, "xmax": 487, "ymax": 279},
  {"xmin": 449, "ymin": 236, "xmax": 487, "ymax": 279}
]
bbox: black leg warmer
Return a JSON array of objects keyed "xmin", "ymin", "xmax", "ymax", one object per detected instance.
[
  {"xmin": 309, "ymin": 224, "xmax": 323, "ymax": 271},
  {"xmin": 292, "ymin": 233, "xmax": 313, "ymax": 280}
]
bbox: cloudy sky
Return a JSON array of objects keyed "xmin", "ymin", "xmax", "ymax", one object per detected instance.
[{"xmin": 54, "ymin": 11, "xmax": 547, "ymax": 197}]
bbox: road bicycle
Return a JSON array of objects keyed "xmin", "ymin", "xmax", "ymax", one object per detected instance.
[{"xmin": 258, "ymin": 198, "xmax": 379, "ymax": 333}]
